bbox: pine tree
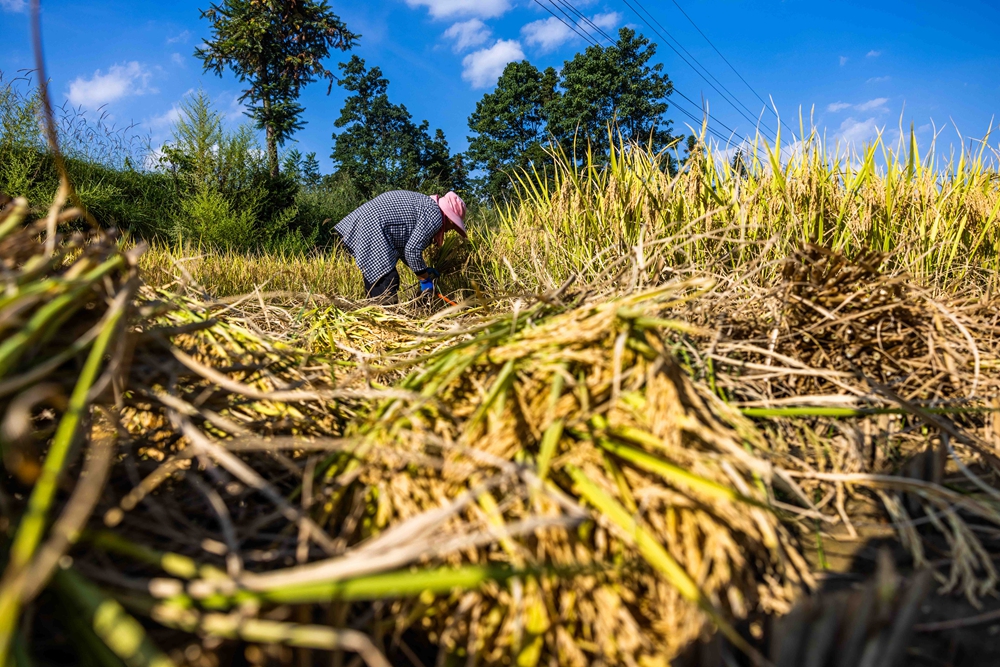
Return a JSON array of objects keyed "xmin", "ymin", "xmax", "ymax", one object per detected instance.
[
  {"xmin": 301, "ymin": 152, "xmax": 322, "ymax": 188},
  {"xmin": 196, "ymin": 0, "xmax": 357, "ymax": 177}
]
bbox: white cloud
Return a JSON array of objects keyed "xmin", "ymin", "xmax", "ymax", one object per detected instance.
[
  {"xmin": 1, "ymin": 0, "xmax": 26, "ymax": 12},
  {"xmin": 837, "ymin": 117, "xmax": 878, "ymax": 145},
  {"xmin": 218, "ymin": 91, "xmax": 249, "ymax": 122},
  {"xmin": 444, "ymin": 18, "xmax": 492, "ymax": 52},
  {"xmin": 866, "ymin": 50, "xmax": 881, "ymax": 58},
  {"xmin": 171, "ymin": 53, "xmax": 184, "ymax": 66},
  {"xmin": 839, "ymin": 55, "xmax": 849, "ymax": 66},
  {"xmin": 461, "ymin": 39, "xmax": 524, "ymax": 88},
  {"xmin": 166, "ymin": 30, "xmax": 191, "ymax": 45},
  {"xmin": 521, "ymin": 11, "xmax": 621, "ymax": 53},
  {"xmin": 867, "ymin": 75, "xmax": 890, "ymax": 84},
  {"xmin": 405, "ymin": 0, "xmax": 510, "ymax": 19},
  {"xmin": 148, "ymin": 105, "xmax": 182, "ymax": 133},
  {"xmin": 521, "ymin": 17, "xmax": 575, "ymax": 52},
  {"xmin": 828, "ymin": 98, "xmax": 890, "ymax": 115},
  {"xmin": 591, "ymin": 11, "xmax": 621, "ymax": 31},
  {"xmin": 66, "ymin": 62, "xmax": 155, "ymax": 108},
  {"xmin": 855, "ymin": 97, "xmax": 888, "ymax": 112}
]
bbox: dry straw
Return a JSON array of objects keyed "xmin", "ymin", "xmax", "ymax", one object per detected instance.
[{"xmin": 2, "ymin": 68, "xmax": 1000, "ymax": 666}]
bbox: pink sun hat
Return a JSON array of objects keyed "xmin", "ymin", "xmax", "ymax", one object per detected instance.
[{"xmin": 432, "ymin": 191, "xmax": 467, "ymax": 238}]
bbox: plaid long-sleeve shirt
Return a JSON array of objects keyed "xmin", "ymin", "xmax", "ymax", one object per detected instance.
[{"xmin": 334, "ymin": 190, "xmax": 443, "ymax": 284}]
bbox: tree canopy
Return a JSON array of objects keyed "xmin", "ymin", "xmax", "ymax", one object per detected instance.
[
  {"xmin": 196, "ymin": 0, "xmax": 357, "ymax": 177},
  {"xmin": 550, "ymin": 28, "xmax": 676, "ymax": 154},
  {"xmin": 464, "ymin": 28, "xmax": 680, "ymax": 201},
  {"xmin": 466, "ymin": 60, "xmax": 558, "ymax": 202},
  {"xmin": 331, "ymin": 56, "xmax": 460, "ymax": 197}
]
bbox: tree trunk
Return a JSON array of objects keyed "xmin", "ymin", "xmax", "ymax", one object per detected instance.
[
  {"xmin": 266, "ymin": 124, "xmax": 278, "ymax": 178},
  {"xmin": 262, "ymin": 94, "xmax": 278, "ymax": 178}
]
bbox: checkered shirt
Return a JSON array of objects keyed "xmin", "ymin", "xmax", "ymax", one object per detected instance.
[{"xmin": 334, "ymin": 190, "xmax": 443, "ymax": 284}]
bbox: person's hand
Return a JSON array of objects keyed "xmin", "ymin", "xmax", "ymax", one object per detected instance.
[{"xmin": 419, "ymin": 277, "xmax": 435, "ymax": 292}]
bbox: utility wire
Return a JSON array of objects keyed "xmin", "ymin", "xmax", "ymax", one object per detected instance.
[
  {"xmin": 629, "ymin": 0, "xmax": 768, "ymax": 131},
  {"xmin": 620, "ymin": 0, "xmax": 775, "ymax": 135},
  {"xmin": 533, "ymin": 0, "xmax": 601, "ymax": 48},
  {"xmin": 666, "ymin": 0, "xmax": 776, "ymax": 119},
  {"xmin": 671, "ymin": 99, "xmax": 735, "ymax": 147},
  {"xmin": 554, "ymin": 0, "xmax": 739, "ymax": 144},
  {"xmin": 549, "ymin": 0, "xmax": 606, "ymax": 46},
  {"xmin": 662, "ymin": 0, "xmax": 796, "ymax": 137},
  {"xmin": 537, "ymin": 0, "xmax": 736, "ymax": 148},
  {"xmin": 550, "ymin": 0, "xmax": 615, "ymax": 44},
  {"xmin": 672, "ymin": 89, "xmax": 737, "ymax": 137}
]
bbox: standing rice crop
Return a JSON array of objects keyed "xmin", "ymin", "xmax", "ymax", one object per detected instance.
[{"xmin": 476, "ymin": 128, "xmax": 1000, "ymax": 295}]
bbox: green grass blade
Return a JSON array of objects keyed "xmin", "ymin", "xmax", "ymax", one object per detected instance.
[
  {"xmin": 0, "ymin": 305, "xmax": 124, "ymax": 662},
  {"xmin": 596, "ymin": 437, "xmax": 765, "ymax": 510},
  {"xmin": 53, "ymin": 569, "xmax": 175, "ymax": 667}
]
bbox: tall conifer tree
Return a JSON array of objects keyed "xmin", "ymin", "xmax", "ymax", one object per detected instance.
[{"xmin": 196, "ymin": 0, "xmax": 357, "ymax": 177}]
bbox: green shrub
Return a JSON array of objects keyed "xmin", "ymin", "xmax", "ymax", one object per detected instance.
[
  {"xmin": 1, "ymin": 72, "xmax": 177, "ymax": 238},
  {"xmin": 159, "ymin": 90, "xmax": 304, "ymax": 251},
  {"xmin": 290, "ymin": 172, "xmax": 366, "ymax": 249},
  {"xmin": 175, "ymin": 185, "xmax": 256, "ymax": 250}
]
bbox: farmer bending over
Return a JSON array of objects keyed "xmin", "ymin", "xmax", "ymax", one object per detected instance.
[{"xmin": 335, "ymin": 190, "xmax": 467, "ymax": 303}]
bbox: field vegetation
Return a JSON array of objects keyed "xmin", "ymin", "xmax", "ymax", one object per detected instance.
[{"xmin": 2, "ymin": 9, "xmax": 1000, "ymax": 667}]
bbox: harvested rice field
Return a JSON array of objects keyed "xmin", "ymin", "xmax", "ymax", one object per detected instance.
[{"xmin": 2, "ymin": 124, "xmax": 1000, "ymax": 667}]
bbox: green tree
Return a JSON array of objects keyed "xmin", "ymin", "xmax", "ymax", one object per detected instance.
[
  {"xmin": 549, "ymin": 28, "xmax": 677, "ymax": 158},
  {"xmin": 450, "ymin": 152, "xmax": 470, "ymax": 197},
  {"xmin": 160, "ymin": 90, "xmax": 261, "ymax": 197},
  {"xmin": 283, "ymin": 148, "xmax": 324, "ymax": 188},
  {"xmin": 196, "ymin": 0, "xmax": 358, "ymax": 177},
  {"xmin": 466, "ymin": 60, "xmax": 558, "ymax": 202},
  {"xmin": 159, "ymin": 90, "xmax": 302, "ymax": 250},
  {"xmin": 419, "ymin": 128, "xmax": 457, "ymax": 192},
  {"xmin": 331, "ymin": 56, "xmax": 454, "ymax": 196},
  {"xmin": 300, "ymin": 151, "xmax": 322, "ymax": 187},
  {"xmin": 282, "ymin": 148, "xmax": 304, "ymax": 180},
  {"xmin": 159, "ymin": 91, "xmax": 262, "ymax": 248}
]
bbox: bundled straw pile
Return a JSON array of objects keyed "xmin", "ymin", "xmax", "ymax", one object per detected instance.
[
  {"xmin": 320, "ymin": 281, "xmax": 813, "ymax": 665},
  {"xmin": 674, "ymin": 243, "xmax": 1000, "ymax": 604},
  {"xmin": 55, "ymin": 277, "xmax": 812, "ymax": 667},
  {"xmin": 703, "ymin": 242, "xmax": 998, "ymax": 403}
]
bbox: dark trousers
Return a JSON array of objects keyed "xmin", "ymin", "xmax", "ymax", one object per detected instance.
[{"xmin": 364, "ymin": 267, "xmax": 400, "ymax": 304}]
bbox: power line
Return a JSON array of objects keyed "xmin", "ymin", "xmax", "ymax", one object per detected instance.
[
  {"xmin": 553, "ymin": 0, "xmax": 739, "ymax": 145},
  {"xmin": 550, "ymin": 0, "xmax": 614, "ymax": 45},
  {"xmin": 629, "ymin": 0, "xmax": 769, "ymax": 131},
  {"xmin": 536, "ymin": 0, "xmax": 737, "ymax": 149},
  {"xmin": 672, "ymin": 89, "xmax": 737, "ymax": 137},
  {"xmin": 532, "ymin": 0, "xmax": 601, "ymax": 49},
  {"xmin": 548, "ymin": 0, "xmax": 607, "ymax": 46},
  {"xmin": 671, "ymin": 99, "xmax": 736, "ymax": 147},
  {"xmin": 665, "ymin": 0, "xmax": 774, "ymax": 119},
  {"xmin": 620, "ymin": 0, "xmax": 776, "ymax": 136},
  {"xmin": 663, "ymin": 0, "xmax": 795, "ymax": 137}
]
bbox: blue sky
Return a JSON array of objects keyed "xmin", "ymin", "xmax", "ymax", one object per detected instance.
[{"xmin": 1, "ymin": 0, "xmax": 998, "ymax": 171}]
